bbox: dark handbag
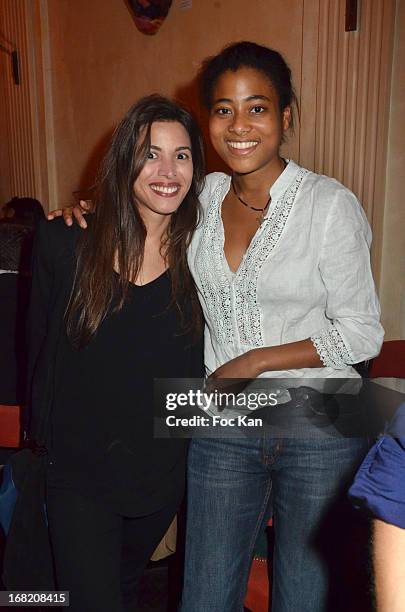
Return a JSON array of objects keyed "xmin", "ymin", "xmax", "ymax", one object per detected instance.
[{"xmin": 2, "ymin": 444, "xmax": 55, "ymax": 590}]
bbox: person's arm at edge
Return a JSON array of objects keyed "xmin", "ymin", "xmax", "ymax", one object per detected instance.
[{"xmin": 373, "ymin": 519, "xmax": 405, "ymax": 612}]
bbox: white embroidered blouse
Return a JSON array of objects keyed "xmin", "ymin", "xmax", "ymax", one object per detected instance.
[{"xmin": 187, "ymin": 160, "xmax": 384, "ymax": 379}]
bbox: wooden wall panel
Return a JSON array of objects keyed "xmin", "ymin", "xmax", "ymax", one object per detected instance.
[
  {"xmin": 301, "ymin": 0, "xmax": 396, "ymax": 283},
  {"xmin": 0, "ymin": 38, "xmax": 11, "ymax": 205},
  {"xmin": 44, "ymin": 0, "xmax": 304, "ymax": 207},
  {"xmin": 0, "ymin": 0, "xmax": 36, "ymax": 199},
  {"xmin": 379, "ymin": 0, "xmax": 405, "ymax": 340}
]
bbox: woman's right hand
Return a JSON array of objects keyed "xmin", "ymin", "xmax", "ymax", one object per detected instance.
[{"xmin": 47, "ymin": 200, "xmax": 92, "ymax": 228}]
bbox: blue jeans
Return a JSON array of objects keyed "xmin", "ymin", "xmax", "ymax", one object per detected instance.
[{"xmin": 180, "ymin": 427, "xmax": 369, "ymax": 611}]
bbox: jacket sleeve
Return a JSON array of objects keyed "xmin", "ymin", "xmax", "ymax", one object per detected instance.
[
  {"xmin": 26, "ymin": 220, "xmax": 54, "ymax": 425},
  {"xmin": 310, "ymin": 187, "xmax": 384, "ymax": 368}
]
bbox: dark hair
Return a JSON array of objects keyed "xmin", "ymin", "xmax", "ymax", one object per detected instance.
[
  {"xmin": 200, "ymin": 41, "xmax": 298, "ymax": 130},
  {"xmin": 5, "ymin": 197, "xmax": 45, "ymax": 228},
  {"xmin": 66, "ymin": 94, "xmax": 205, "ymax": 347}
]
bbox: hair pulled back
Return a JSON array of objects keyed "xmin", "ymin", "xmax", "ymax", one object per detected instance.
[{"xmin": 200, "ymin": 41, "xmax": 298, "ymax": 130}]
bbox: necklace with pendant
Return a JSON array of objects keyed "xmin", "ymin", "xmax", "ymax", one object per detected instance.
[{"xmin": 231, "ymin": 176, "xmax": 271, "ymax": 225}]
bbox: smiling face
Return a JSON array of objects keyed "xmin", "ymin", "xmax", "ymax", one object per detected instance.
[
  {"xmin": 208, "ymin": 67, "xmax": 291, "ymax": 177},
  {"xmin": 133, "ymin": 121, "xmax": 193, "ymax": 222}
]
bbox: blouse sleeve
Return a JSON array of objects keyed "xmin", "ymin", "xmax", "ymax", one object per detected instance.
[{"xmin": 310, "ymin": 186, "xmax": 384, "ymax": 368}]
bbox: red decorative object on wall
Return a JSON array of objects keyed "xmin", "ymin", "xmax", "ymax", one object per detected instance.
[{"xmin": 128, "ymin": 0, "xmax": 173, "ymax": 35}]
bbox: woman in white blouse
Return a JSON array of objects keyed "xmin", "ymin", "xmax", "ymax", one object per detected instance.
[
  {"xmin": 181, "ymin": 42, "xmax": 383, "ymax": 612},
  {"xmin": 53, "ymin": 41, "xmax": 383, "ymax": 612}
]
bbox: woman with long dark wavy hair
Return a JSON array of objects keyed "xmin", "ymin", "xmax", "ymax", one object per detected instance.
[{"xmin": 28, "ymin": 94, "xmax": 204, "ymax": 612}]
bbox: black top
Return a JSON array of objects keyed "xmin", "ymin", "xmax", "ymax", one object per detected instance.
[{"xmin": 28, "ymin": 218, "xmax": 203, "ymax": 516}]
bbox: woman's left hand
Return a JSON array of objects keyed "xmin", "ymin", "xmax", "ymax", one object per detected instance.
[{"xmin": 209, "ymin": 350, "xmax": 261, "ymax": 380}]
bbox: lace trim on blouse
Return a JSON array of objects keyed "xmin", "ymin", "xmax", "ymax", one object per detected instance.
[
  {"xmin": 235, "ymin": 168, "xmax": 308, "ymax": 346},
  {"xmin": 311, "ymin": 326, "xmax": 353, "ymax": 368},
  {"xmin": 195, "ymin": 169, "xmax": 308, "ymax": 348}
]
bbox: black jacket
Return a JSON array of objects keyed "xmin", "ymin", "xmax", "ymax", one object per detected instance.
[
  {"xmin": 2, "ymin": 219, "xmax": 74, "ymax": 591},
  {"xmin": 28, "ymin": 218, "xmax": 78, "ymax": 443}
]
